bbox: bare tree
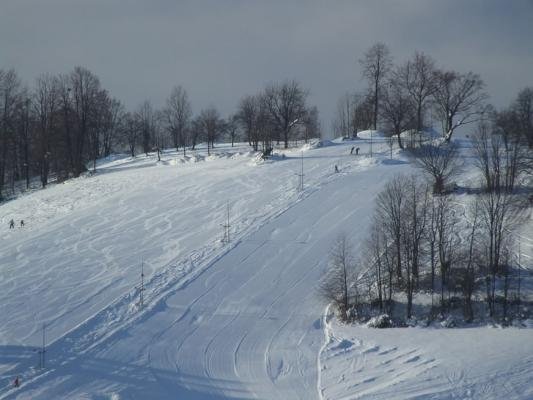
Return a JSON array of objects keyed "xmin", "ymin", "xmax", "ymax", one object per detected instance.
[
  {"xmin": 264, "ymin": 80, "xmax": 308, "ymax": 148},
  {"xmin": 70, "ymin": 66, "xmax": 102, "ymax": 176},
  {"xmin": 136, "ymin": 100, "xmax": 156, "ymax": 155},
  {"xmin": 332, "ymin": 92, "xmax": 353, "ymax": 138},
  {"xmin": 236, "ymin": 94, "xmax": 259, "ymax": 149},
  {"xmin": 164, "ymin": 85, "xmax": 192, "ymax": 155},
  {"xmin": 434, "ymin": 194, "xmax": 459, "ymax": 309},
  {"xmin": 400, "ymin": 176, "xmax": 429, "ymax": 318},
  {"xmin": 18, "ymin": 94, "xmax": 31, "ymax": 189},
  {"xmin": 412, "ymin": 141, "xmax": 461, "ymax": 194},
  {"xmin": 461, "ymin": 199, "xmax": 479, "ymax": 322},
  {"xmin": 100, "ymin": 97, "xmax": 124, "ymax": 158},
  {"xmin": 513, "ymin": 87, "xmax": 533, "ymax": 148},
  {"xmin": 472, "ymin": 120, "xmax": 527, "ymax": 193},
  {"xmin": 319, "ymin": 234, "xmax": 355, "ymax": 320},
  {"xmin": 57, "ymin": 74, "xmax": 74, "ymax": 175},
  {"xmin": 352, "ymin": 92, "xmax": 374, "ymax": 134},
  {"xmin": 152, "ymin": 110, "xmax": 165, "ymax": 162},
  {"xmin": 0, "ymin": 69, "xmax": 22, "ymax": 198},
  {"xmin": 366, "ymin": 220, "xmax": 390, "ymax": 312},
  {"xmin": 302, "ymin": 106, "xmax": 320, "ymax": 142},
  {"xmin": 477, "ymin": 188, "xmax": 522, "ymax": 317},
  {"xmin": 198, "ymin": 107, "xmax": 222, "ymax": 155},
  {"xmin": 396, "ymin": 52, "xmax": 436, "ymax": 141},
  {"xmin": 190, "ymin": 114, "xmax": 203, "ymax": 150},
  {"xmin": 236, "ymin": 93, "xmax": 274, "ymax": 151},
  {"xmin": 33, "ymin": 73, "xmax": 59, "ymax": 187},
  {"xmin": 359, "ymin": 42, "xmax": 393, "ymax": 130},
  {"xmin": 225, "ymin": 114, "xmax": 240, "ymax": 147},
  {"xmin": 256, "ymin": 94, "xmax": 275, "ymax": 151},
  {"xmin": 471, "ymin": 128, "xmax": 527, "ymax": 317},
  {"xmin": 381, "ymin": 77, "xmax": 414, "ymax": 149},
  {"xmin": 88, "ymin": 89, "xmax": 113, "ymax": 171},
  {"xmin": 432, "ymin": 70, "xmax": 488, "ymax": 142},
  {"xmin": 122, "ymin": 112, "xmax": 138, "ymax": 157},
  {"xmin": 376, "ymin": 175, "xmax": 406, "ymax": 281},
  {"xmin": 426, "ymin": 196, "xmax": 439, "ymax": 303}
]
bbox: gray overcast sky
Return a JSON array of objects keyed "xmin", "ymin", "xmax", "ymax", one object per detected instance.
[{"xmin": 1, "ymin": 0, "xmax": 533, "ymax": 132}]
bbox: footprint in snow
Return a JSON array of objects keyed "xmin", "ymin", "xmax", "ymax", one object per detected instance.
[
  {"xmin": 378, "ymin": 346, "xmax": 397, "ymax": 356},
  {"xmin": 361, "ymin": 345, "xmax": 380, "ymax": 354},
  {"xmin": 404, "ymin": 355, "xmax": 420, "ymax": 364},
  {"xmin": 332, "ymin": 339, "xmax": 354, "ymax": 351}
]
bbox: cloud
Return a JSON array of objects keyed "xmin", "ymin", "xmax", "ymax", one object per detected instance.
[{"xmin": 1, "ymin": 0, "xmax": 532, "ymax": 132}]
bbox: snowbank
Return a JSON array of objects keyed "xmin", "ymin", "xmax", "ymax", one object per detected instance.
[
  {"xmin": 356, "ymin": 130, "xmax": 386, "ymax": 139},
  {"xmin": 319, "ymin": 316, "xmax": 533, "ymax": 399}
]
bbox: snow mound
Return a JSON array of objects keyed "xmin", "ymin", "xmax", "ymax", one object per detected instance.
[
  {"xmin": 356, "ymin": 130, "xmax": 386, "ymax": 139},
  {"xmin": 366, "ymin": 314, "xmax": 392, "ymax": 328},
  {"xmin": 399, "ymin": 128, "xmax": 440, "ymax": 139},
  {"xmin": 315, "ymin": 139, "xmax": 335, "ymax": 148}
]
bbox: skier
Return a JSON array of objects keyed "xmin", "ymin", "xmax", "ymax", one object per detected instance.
[
  {"xmin": 350, "ymin": 146, "xmax": 355, "ymax": 155},
  {"xmin": 9, "ymin": 219, "xmax": 15, "ymax": 229},
  {"xmin": 20, "ymin": 220, "xmax": 24, "ymax": 227},
  {"xmin": 13, "ymin": 376, "xmax": 19, "ymax": 388},
  {"xmin": 355, "ymin": 147, "xmax": 360, "ymax": 155},
  {"xmin": 334, "ymin": 165, "xmax": 339, "ymax": 173}
]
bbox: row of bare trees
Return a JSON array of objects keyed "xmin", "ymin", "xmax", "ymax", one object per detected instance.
[
  {"xmin": 321, "ymin": 122, "xmax": 530, "ymax": 324},
  {"xmin": 0, "ymin": 66, "xmax": 321, "ymax": 200},
  {"xmin": 0, "ymin": 67, "xmax": 123, "ymax": 199},
  {"xmin": 333, "ymin": 43, "xmax": 490, "ymax": 148},
  {"xmin": 236, "ymin": 80, "xmax": 320, "ymax": 151}
]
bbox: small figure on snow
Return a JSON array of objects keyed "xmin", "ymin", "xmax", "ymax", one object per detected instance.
[
  {"xmin": 13, "ymin": 376, "xmax": 20, "ymax": 388},
  {"xmin": 334, "ymin": 165, "xmax": 339, "ymax": 173},
  {"xmin": 350, "ymin": 146, "xmax": 355, "ymax": 155},
  {"xmin": 20, "ymin": 220, "xmax": 24, "ymax": 227},
  {"xmin": 355, "ymin": 147, "xmax": 360, "ymax": 155},
  {"xmin": 9, "ymin": 219, "xmax": 15, "ymax": 229}
]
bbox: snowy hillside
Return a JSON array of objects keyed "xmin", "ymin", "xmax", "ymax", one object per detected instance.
[{"xmin": 1, "ymin": 139, "xmax": 532, "ymax": 399}]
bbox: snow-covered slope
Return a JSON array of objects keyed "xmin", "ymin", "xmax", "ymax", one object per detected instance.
[
  {"xmin": 319, "ymin": 312, "xmax": 533, "ymax": 400},
  {"xmin": 0, "ymin": 140, "xmax": 531, "ymax": 399}
]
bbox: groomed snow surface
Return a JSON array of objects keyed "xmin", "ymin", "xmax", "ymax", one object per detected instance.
[{"xmin": 0, "ymin": 137, "xmax": 531, "ymax": 399}]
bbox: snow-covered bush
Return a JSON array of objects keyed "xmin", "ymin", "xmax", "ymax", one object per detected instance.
[{"xmin": 366, "ymin": 314, "xmax": 392, "ymax": 328}]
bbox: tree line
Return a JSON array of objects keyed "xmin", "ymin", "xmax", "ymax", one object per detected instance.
[
  {"xmin": 333, "ymin": 42, "xmax": 533, "ymax": 151},
  {"xmin": 0, "ymin": 67, "xmax": 320, "ymax": 200},
  {"xmin": 321, "ymin": 117, "xmax": 532, "ymax": 326}
]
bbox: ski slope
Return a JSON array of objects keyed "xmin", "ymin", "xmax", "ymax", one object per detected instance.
[
  {"xmin": 0, "ymin": 144, "xmax": 356, "ymax": 346},
  {"xmin": 320, "ymin": 316, "xmax": 533, "ymax": 400},
  {"xmin": 1, "ymin": 138, "xmax": 532, "ymax": 399}
]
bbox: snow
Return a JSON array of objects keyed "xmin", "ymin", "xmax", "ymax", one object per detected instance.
[
  {"xmin": 0, "ymin": 138, "xmax": 531, "ymax": 399},
  {"xmin": 397, "ymin": 127, "xmax": 441, "ymax": 140},
  {"xmin": 355, "ymin": 130, "xmax": 386, "ymax": 139},
  {"xmin": 320, "ymin": 315, "xmax": 533, "ymax": 400}
]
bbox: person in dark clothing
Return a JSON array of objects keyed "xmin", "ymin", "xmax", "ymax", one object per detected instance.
[
  {"xmin": 13, "ymin": 376, "xmax": 19, "ymax": 388},
  {"xmin": 350, "ymin": 146, "xmax": 355, "ymax": 155},
  {"xmin": 335, "ymin": 165, "xmax": 339, "ymax": 173},
  {"xmin": 355, "ymin": 147, "xmax": 360, "ymax": 155},
  {"xmin": 9, "ymin": 219, "xmax": 15, "ymax": 229},
  {"xmin": 20, "ymin": 220, "xmax": 24, "ymax": 227}
]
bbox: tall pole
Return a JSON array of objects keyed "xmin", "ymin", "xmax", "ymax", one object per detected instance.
[
  {"xmin": 295, "ymin": 151, "xmax": 304, "ymax": 192},
  {"xmin": 140, "ymin": 260, "xmax": 145, "ymax": 309},
  {"xmin": 25, "ymin": 98, "xmax": 30, "ymax": 189},
  {"xmin": 227, "ymin": 203, "xmax": 230, "ymax": 243},
  {"xmin": 221, "ymin": 202, "xmax": 231, "ymax": 243},
  {"xmin": 517, "ymin": 236, "xmax": 521, "ymax": 313},
  {"xmin": 370, "ymin": 130, "xmax": 373, "ymax": 158},
  {"xmin": 39, "ymin": 323, "xmax": 46, "ymax": 369},
  {"xmin": 300, "ymin": 151, "xmax": 304, "ymax": 191}
]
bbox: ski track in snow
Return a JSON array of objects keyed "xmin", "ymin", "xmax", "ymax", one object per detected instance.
[
  {"xmin": 0, "ymin": 141, "xmax": 391, "ymax": 398},
  {"xmin": 1, "ymin": 139, "xmax": 532, "ymax": 399}
]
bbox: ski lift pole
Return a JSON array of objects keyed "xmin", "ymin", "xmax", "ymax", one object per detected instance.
[
  {"xmin": 221, "ymin": 202, "xmax": 231, "ymax": 243},
  {"xmin": 140, "ymin": 260, "xmax": 145, "ymax": 309}
]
